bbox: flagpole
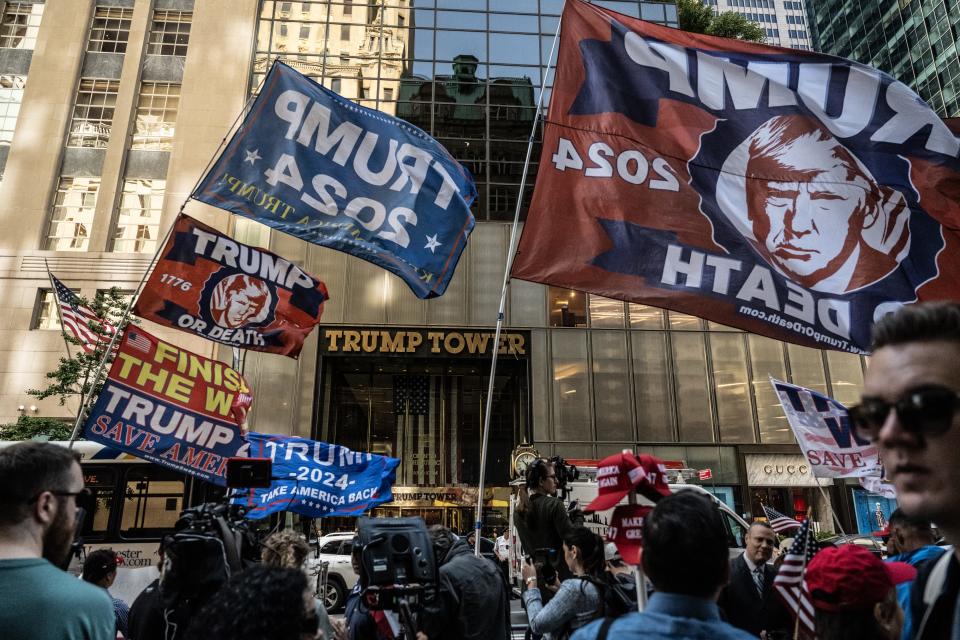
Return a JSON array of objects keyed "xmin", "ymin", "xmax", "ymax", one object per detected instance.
[
  {"xmin": 65, "ymin": 82, "xmax": 267, "ymax": 448},
  {"xmin": 474, "ymin": 9, "xmax": 564, "ymax": 557},
  {"xmin": 812, "ymin": 475, "xmax": 846, "ymax": 536},
  {"xmin": 44, "ymin": 260, "xmax": 72, "ymax": 360}
]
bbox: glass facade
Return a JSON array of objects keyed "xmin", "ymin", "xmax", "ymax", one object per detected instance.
[
  {"xmin": 251, "ymin": 1, "xmax": 868, "ymax": 465},
  {"xmin": 806, "ymin": 0, "xmax": 960, "ymax": 116}
]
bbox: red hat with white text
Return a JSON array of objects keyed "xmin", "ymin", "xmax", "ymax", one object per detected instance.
[
  {"xmin": 585, "ymin": 453, "xmax": 646, "ymax": 512},
  {"xmin": 607, "ymin": 504, "xmax": 652, "ymax": 565}
]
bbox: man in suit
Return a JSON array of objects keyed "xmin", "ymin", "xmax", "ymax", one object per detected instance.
[{"xmin": 719, "ymin": 521, "xmax": 790, "ymax": 638}]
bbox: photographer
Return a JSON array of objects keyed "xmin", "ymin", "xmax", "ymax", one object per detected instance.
[
  {"xmin": 514, "ymin": 458, "xmax": 584, "ymax": 587},
  {"xmin": 419, "ymin": 526, "xmax": 510, "ymax": 640},
  {"xmin": 520, "ymin": 526, "xmax": 606, "ymax": 639}
]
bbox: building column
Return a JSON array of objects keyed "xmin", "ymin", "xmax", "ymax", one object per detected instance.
[{"xmin": 0, "ymin": 0, "xmax": 96, "ymax": 252}]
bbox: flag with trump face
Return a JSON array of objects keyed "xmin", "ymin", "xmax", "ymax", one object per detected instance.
[{"xmin": 510, "ymin": 0, "xmax": 960, "ymax": 355}]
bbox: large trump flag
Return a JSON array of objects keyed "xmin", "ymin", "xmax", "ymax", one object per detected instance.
[
  {"xmin": 511, "ymin": 0, "xmax": 960, "ymax": 354},
  {"xmin": 193, "ymin": 61, "xmax": 477, "ymax": 299}
]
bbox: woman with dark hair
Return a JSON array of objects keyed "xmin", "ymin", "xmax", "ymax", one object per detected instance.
[
  {"xmin": 82, "ymin": 548, "xmax": 130, "ymax": 638},
  {"xmin": 185, "ymin": 565, "xmax": 320, "ymax": 640},
  {"xmin": 514, "ymin": 458, "xmax": 582, "ymax": 587},
  {"xmin": 521, "ymin": 526, "xmax": 605, "ymax": 639}
]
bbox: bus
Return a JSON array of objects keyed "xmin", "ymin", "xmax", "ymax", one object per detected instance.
[{"xmin": 0, "ymin": 440, "xmax": 227, "ymax": 603}]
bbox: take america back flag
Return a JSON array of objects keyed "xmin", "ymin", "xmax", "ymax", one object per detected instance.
[
  {"xmin": 511, "ymin": 0, "xmax": 960, "ymax": 354},
  {"xmin": 50, "ymin": 273, "xmax": 116, "ymax": 353}
]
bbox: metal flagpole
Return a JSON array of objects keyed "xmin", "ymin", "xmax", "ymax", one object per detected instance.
[
  {"xmin": 813, "ymin": 475, "xmax": 846, "ymax": 536},
  {"xmin": 474, "ymin": 8, "xmax": 565, "ymax": 557},
  {"xmin": 66, "ymin": 81, "xmax": 266, "ymax": 448}
]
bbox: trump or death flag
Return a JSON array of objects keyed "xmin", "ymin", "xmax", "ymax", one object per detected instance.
[
  {"xmin": 133, "ymin": 214, "xmax": 328, "ymax": 358},
  {"xmin": 237, "ymin": 432, "xmax": 400, "ymax": 519},
  {"xmin": 511, "ymin": 0, "xmax": 960, "ymax": 354},
  {"xmin": 192, "ymin": 61, "xmax": 477, "ymax": 299},
  {"xmin": 83, "ymin": 326, "xmax": 250, "ymax": 485},
  {"xmin": 772, "ymin": 378, "xmax": 881, "ymax": 478}
]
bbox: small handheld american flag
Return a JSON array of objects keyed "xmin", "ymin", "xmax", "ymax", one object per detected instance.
[
  {"xmin": 762, "ymin": 504, "xmax": 803, "ymax": 533},
  {"xmin": 50, "ymin": 273, "xmax": 115, "ymax": 354},
  {"xmin": 773, "ymin": 518, "xmax": 818, "ymax": 636}
]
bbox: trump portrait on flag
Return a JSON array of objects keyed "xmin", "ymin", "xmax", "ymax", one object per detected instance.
[{"xmin": 715, "ymin": 114, "xmax": 911, "ymax": 294}]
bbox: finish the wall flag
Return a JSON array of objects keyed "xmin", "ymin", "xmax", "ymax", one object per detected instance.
[
  {"xmin": 511, "ymin": 0, "xmax": 960, "ymax": 354},
  {"xmin": 237, "ymin": 432, "xmax": 400, "ymax": 519},
  {"xmin": 133, "ymin": 214, "xmax": 329, "ymax": 358},
  {"xmin": 192, "ymin": 60, "xmax": 477, "ymax": 299},
  {"xmin": 772, "ymin": 378, "xmax": 881, "ymax": 478},
  {"xmin": 83, "ymin": 326, "xmax": 250, "ymax": 485}
]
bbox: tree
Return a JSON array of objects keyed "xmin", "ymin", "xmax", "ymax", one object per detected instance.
[
  {"xmin": 27, "ymin": 287, "xmax": 135, "ymax": 429},
  {"xmin": 0, "ymin": 415, "xmax": 73, "ymax": 441},
  {"xmin": 677, "ymin": 0, "xmax": 766, "ymax": 43},
  {"xmin": 707, "ymin": 11, "xmax": 767, "ymax": 42},
  {"xmin": 677, "ymin": 0, "xmax": 714, "ymax": 34}
]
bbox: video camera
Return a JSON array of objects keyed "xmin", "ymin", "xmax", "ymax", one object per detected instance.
[
  {"xmin": 357, "ymin": 516, "xmax": 437, "ymax": 638},
  {"xmin": 549, "ymin": 455, "xmax": 579, "ymax": 501}
]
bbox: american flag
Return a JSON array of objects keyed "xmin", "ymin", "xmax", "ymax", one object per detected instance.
[
  {"xmin": 126, "ymin": 330, "xmax": 151, "ymax": 353},
  {"xmin": 762, "ymin": 504, "xmax": 803, "ymax": 533},
  {"xmin": 50, "ymin": 273, "xmax": 115, "ymax": 354},
  {"xmin": 773, "ymin": 518, "xmax": 818, "ymax": 635}
]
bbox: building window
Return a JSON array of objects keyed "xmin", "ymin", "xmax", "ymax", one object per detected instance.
[
  {"xmin": 148, "ymin": 10, "xmax": 191, "ymax": 57},
  {"xmin": 67, "ymin": 79, "xmax": 120, "ymax": 148},
  {"xmin": 340, "ymin": 24, "xmax": 350, "ymax": 41},
  {"xmin": 88, "ymin": 6, "xmax": 133, "ymax": 53},
  {"xmin": 343, "ymin": 0, "xmax": 353, "ymax": 16},
  {"xmin": 132, "ymin": 82, "xmax": 179, "ymax": 150},
  {"xmin": 0, "ymin": 2, "xmax": 44, "ymax": 50},
  {"xmin": 548, "ymin": 287, "xmax": 587, "ymax": 327},
  {"xmin": 383, "ymin": 87, "xmax": 394, "ymax": 101},
  {"xmin": 113, "ymin": 179, "xmax": 165, "ymax": 253},
  {"xmin": 331, "ymin": 77, "xmax": 341, "ymax": 93},
  {"xmin": 46, "ymin": 177, "xmax": 101, "ymax": 251},
  {"xmin": 33, "ymin": 289, "xmax": 62, "ymax": 330},
  {"xmin": 0, "ymin": 75, "xmax": 26, "ymax": 146}
]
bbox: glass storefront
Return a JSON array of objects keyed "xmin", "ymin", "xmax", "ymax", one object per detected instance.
[{"xmin": 316, "ymin": 327, "xmax": 530, "ymax": 488}]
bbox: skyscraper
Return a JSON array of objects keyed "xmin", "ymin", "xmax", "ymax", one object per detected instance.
[
  {"xmin": 702, "ymin": 0, "xmax": 813, "ymax": 50},
  {"xmin": 806, "ymin": 0, "xmax": 960, "ymax": 117}
]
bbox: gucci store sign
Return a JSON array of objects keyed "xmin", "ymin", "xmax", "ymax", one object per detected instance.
[{"xmin": 745, "ymin": 454, "xmax": 819, "ymax": 487}]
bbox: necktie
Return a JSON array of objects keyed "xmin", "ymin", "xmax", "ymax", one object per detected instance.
[{"xmin": 753, "ymin": 566, "xmax": 764, "ymax": 595}]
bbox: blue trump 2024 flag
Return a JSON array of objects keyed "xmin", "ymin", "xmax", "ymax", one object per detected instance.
[
  {"xmin": 236, "ymin": 432, "xmax": 400, "ymax": 519},
  {"xmin": 193, "ymin": 61, "xmax": 477, "ymax": 299}
]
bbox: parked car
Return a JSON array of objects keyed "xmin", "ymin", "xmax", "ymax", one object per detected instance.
[
  {"xmin": 821, "ymin": 533, "xmax": 886, "ymax": 557},
  {"xmin": 308, "ymin": 532, "xmax": 356, "ymax": 613}
]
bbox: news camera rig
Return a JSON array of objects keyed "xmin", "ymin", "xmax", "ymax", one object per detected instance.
[{"xmin": 356, "ymin": 516, "xmax": 438, "ymax": 640}]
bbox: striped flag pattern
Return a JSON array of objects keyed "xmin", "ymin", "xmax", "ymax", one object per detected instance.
[
  {"xmin": 773, "ymin": 518, "xmax": 818, "ymax": 635},
  {"xmin": 51, "ymin": 273, "xmax": 115, "ymax": 353},
  {"xmin": 762, "ymin": 504, "xmax": 803, "ymax": 533}
]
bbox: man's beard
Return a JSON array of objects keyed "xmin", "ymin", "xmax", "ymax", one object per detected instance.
[{"xmin": 42, "ymin": 504, "xmax": 75, "ymax": 568}]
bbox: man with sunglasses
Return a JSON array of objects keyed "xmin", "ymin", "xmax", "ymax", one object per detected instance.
[
  {"xmin": 850, "ymin": 302, "xmax": 960, "ymax": 640},
  {"xmin": 0, "ymin": 442, "xmax": 114, "ymax": 640}
]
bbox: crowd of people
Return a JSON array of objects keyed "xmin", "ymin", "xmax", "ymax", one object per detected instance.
[{"xmin": 2, "ymin": 302, "xmax": 960, "ymax": 639}]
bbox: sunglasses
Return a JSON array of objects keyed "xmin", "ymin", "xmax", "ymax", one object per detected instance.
[
  {"xmin": 848, "ymin": 385, "xmax": 960, "ymax": 442},
  {"xmin": 28, "ymin": 487, "xmax": 93, "ymax": 505}
]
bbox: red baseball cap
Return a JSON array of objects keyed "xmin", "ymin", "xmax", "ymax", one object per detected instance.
[
  {"xmin": 585, "ymin": 453, "xmax": 646, "ymax": 512},
  {"xmin": 635, "ymin": 454, "xmax": 672, "ymax": 503},
  {"xmin": 805, "ymin": 545, "xmax": 916, "ymax": 611},
  {"xmin": 607, "ymin": 504, "xmax": 651, "ymax": 565}
]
